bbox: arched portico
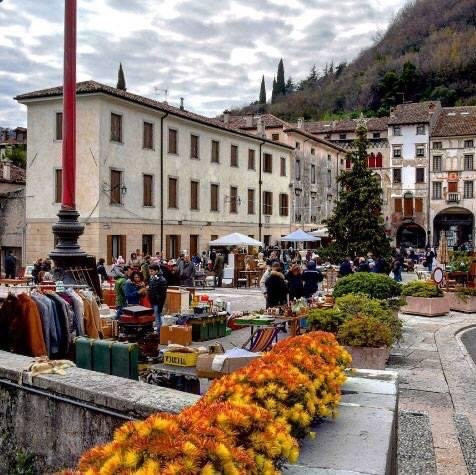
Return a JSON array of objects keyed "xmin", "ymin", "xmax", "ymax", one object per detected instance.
[
  {"xmin": 396, "ymin": 222, "xmax": 426, "ymax": 248},
  {"xmin": 433, "ymin": 207, "xmax": 474, "ymax": 249}
]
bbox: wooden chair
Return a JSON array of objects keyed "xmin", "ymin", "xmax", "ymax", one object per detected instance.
[{"xmin": 243, "ymin": 327, "xmax": 280, "ymax": 352}]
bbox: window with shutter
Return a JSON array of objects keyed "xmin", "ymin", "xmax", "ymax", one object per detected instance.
[
  {"xmin": 210, "ymin": 184, "xmax": 219, "ymax": 211},
  {"xmin": 433, "ymin": 182, "xmax": 442, "ymax": 199},
  {"xmin": 404, "ymin": 198, "xmax": 413, "ymax": 216},
  {"xmin": 393, "ymin": 168, "xmax": 402, "ymax": 184},
  {"xmin": 55, "ymin": 112, "xmax": 63, "ymax": 140},
  {"xmin": 311, "ymin": 165, "xmax": 316, "ymax": 184},
  {"xmin": 230, "ymin": 186, "xmax": 238, "ymax": 213},
  {"xmin": 142, "ymin": 235, "xmax": 153, "ymax": 256},
  {"xmin": 295, "ymin": 160, "xmax": 301, "ymax": 180},
  {"xmin": 143, "ymin": 174, "xmax": 153, "ymax": 206},
  {"xmin": 190, "ymin": 180, "xmax": 199, "ymax": 210},
  {"xmin": 168, "ymin": 129, "xmax": 177, "ymax": 154},
  {"xmin": 433, "ymin": 156, "xmax": 442, "ymax": 172},
  {"xmin": 263, "ymin": 191, "xmax": 273, "ymax": 215},
  {"xmin": 464, "ymin": 154, "xmax": 473, "ymax": 171},
  {"xmin": 190, "ymin": 235, "xmax": 199, "ymax": 256},
  {"xmin": 376, "ymin": 153, "xmax": 383, "ymax": 168},
  {"xmin": 394, "ymin": 198, "xmax": 402, "ymax": 213},
  {"xmin": 168, "ymin": 177, "xmax": 178, "ymax": 208},
  {"xmin": 111, "ymin": 113, "xmax": 122, "ymax": 142},
  {"xmin": 211, "ymin": 140, "xmax": 220, "ymax": 163},
  {"xmin": 416, "ymin": 168, "xmax": 425, "ymax": 183},
  {"xmin": 231, "ymin": 145, "xmax": 238, "ymax": 167},
  {"xmin": 55, "ymin": 169, "xmax": 62, "ymax": 203},
  {"xmin": 191, "ymin": 134, "xmax": 199, "ymax": 159},
  {"xmin": 272, "ymin": 133, "xmax": 280, "ymax": 141},
  {"xmin": 263, "ymin": 153, "xmax": 272, "ymax": 173},
  {"xmin": 448, "ymin": 182, "xmax": 458, "ymax": 193},
  {"xmin": 247, "ymin": 189, "xmax": 255, "ymax": 214},
  {"xmin": 279, "ymin": 194, "xmax": 289, "ymax": 216},
  {"xmin": 110, "ymin": 169, "xmax": 122, "ymax": 204},
  {"xmin": 415, "ymin": 198, "xmax": 423, "ymax": 213},
  {"xmin": 464, "ymin": 181, "xmax": 474, "ymax": 199},
  {"xmin": 143, "ymin": 122, "xmax": 153, "ymax": 149},
  {"xmin": 280, "ymin": 157, "xmax": 286, "ymax": 176},
  {"xmin": 248, "ymin": 149, "xmax": 255, "ymax": 169}
]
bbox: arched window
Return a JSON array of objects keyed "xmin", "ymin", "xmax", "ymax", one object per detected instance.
[
  {"xmin": 376, "ymin": 152, "xmax": 383, "ymax": 168},
  {"xmin": 368, "ymin": 153, "xmax": 376, "ymax": 168}
]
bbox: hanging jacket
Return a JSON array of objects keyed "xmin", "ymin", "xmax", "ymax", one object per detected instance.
[{"xmin": 0, "ymin": 294, "xmax": 47, "ymax": 357}]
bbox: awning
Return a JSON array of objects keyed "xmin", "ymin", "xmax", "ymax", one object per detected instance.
[
  {"xmin": 209, "ymin": 232, "xmax": 263, "ymax": 247},
  {"xmin": 309, "ymin": 227, "xmax": 329, "ymax": 238},
  {"xmin": 281, "ymin": 229, "xmax": 321, "ymax": 242}
]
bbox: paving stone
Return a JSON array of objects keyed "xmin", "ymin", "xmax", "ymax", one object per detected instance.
[
  {"xmin": 454, "ymin": 414, "xmax": 476, "ymax": 474},
  {"xmin": 398, "ymin": 410, "xmax": 437, "ymax": 475}
]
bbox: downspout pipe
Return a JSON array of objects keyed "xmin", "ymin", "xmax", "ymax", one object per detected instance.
[
  {"xmin": 160, "ymin": 112, "xmax": 169, "ymax": 255},
  {"xmin": 258, "ymin": 140, "xmax": 265, "ymax": 242}
]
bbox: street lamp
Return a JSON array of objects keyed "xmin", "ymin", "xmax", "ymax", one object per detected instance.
[{"xmin": 49, "ymin": 0, "xmax": 87, "ymax": 279}]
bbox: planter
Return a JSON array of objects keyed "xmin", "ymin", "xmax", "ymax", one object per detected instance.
[
  {"xmin": 445, "ymin": 292, "xmax": 476, "ymax": 313},
  {"xmin": 345, "ymin": 346, "xmax": 390, "ymax": 370},
  {"xmin": 401, "ymin": 296, "xmax": 449, "ymax": 317}
]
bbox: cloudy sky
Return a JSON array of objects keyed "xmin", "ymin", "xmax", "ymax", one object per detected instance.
[{"xmin": 0, "ymin": 0, "xmax": 407, "ymax": 127}]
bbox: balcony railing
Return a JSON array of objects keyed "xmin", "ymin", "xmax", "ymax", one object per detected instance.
[{"xmin": 447, "ymin": 192, "xmax": 460, "ymax": 203}]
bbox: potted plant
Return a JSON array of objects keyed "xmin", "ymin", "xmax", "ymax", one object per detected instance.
[
  {"xmin": 333, "ymin": 273, "xmax": 401, "ymax": 300},
  {"xmin": 446, "ymin": 287, "xmax": 476, "ymax": 313},
  {"xmin": 401, "ymin": 281, "xmax": 449, "ymax": 317},
  {"xmin": 337, "ymin": 315, "xmax": 393, "ymax": 369}
]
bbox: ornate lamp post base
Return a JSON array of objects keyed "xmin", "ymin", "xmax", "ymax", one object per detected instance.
[{"xmin": 49, "ymin": 207, "xmax": 87, "ymax": 282}]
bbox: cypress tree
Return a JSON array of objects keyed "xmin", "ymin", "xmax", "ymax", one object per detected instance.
[
  {"xmin": 276, "ymin": 58, "xmax": 286, "ymax": 96},
  {"xmin": 117, "ymin": 63, "xmax": 126, "ymax": 91},
  {"xmin": 325, "ymin": 119, "xmax": 391, "ymax": 258},
  {"xmin": 271, "ymin": 77, "xmax": 277, "ymax": 103},
  {"xmin": 259, "ymin": 75, "xmax": 267, "ymax": 104}
]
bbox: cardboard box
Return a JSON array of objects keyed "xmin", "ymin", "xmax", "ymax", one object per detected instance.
[
  {"xmin": 160, "ymin": 325, "xmax": 192, "ymax": 346},
  {"xmin": 196, "ymin": 349, "xmax": 261, "ymax": 378},
  {"xmin": 164, "ymin": 351, "xmax": 198, "ymax": 367}
]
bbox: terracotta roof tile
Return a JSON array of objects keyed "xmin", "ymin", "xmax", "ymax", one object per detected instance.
[
  {"xmin": 388, "ymin": 101, "xmax": 441, "ymax": 125},
  {"xmin": 15, "ymin": 81, "xmax": 293, "ymax": 150},
  {"xmin": 0, "ymin": 163, "xmax": 26, "ymax": 184},
  {"xmin": 432, "ymin": 107, "xmax": 476, "ymax": 137},
  {"xmin": 303, "ymin": 117, "xmax": 389, "ymax": 134}
]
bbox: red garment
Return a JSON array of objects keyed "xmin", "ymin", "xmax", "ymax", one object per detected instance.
[{"xmin": 0, "ymin": 294, "xmax": 47, "ymax": 357}]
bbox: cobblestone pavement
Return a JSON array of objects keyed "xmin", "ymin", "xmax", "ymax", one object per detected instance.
[{"xmin": 389, "ymin": 312, "xmax": 476, "ymax": 475}]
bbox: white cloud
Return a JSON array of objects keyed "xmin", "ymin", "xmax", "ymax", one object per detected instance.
[{"xmin": 0, "ymin": 0, "xmax": 406, "ymax": 127}]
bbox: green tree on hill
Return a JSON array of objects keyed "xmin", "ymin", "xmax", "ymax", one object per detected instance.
[
  {"xmin": 325, "ymin": 120, "xmax": 391, "ymax": 258},
  {"xmin": 259, "ymin": 75, "xmax": 266, "ymax": 104},
  {"xmin": 276, "ymin": 58, "xmax": 286, "ymax": 96}
]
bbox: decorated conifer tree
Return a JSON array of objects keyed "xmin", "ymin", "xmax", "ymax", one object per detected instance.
[{"xmin": 325, "ymin": 119, "xmax": 391, "ymax": 258}]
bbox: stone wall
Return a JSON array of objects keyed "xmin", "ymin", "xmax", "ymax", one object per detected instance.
[{"xmin": 0, "ymin": 350, "xmax": 199, "ymax": 473}]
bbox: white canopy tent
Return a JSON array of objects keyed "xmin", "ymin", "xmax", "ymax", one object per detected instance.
[
  {"xmin": 281, "ymin": 229, "xmax": 321, "ymax": 242},
  {"xmin": 309, "ymin": 227, "xmax": 329, "ymax": 238},
  {"xmin": 209, "ymin": 232, "xmax": 263, "ymax": 247}
]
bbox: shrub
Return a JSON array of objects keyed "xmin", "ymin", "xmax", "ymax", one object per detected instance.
[
  {"xmin": 449, "ymin": 251, "xmax": 471, "ymax": 272},
  {"xmin": 401, "ymin": 281, "xmax": 443, "ymax": 298},
  {"xmin": 337, "ymin": 316, "xmax": 393, "ymax": 348},
  {"xmin": 308, "ymin": 293, "xmax": 403, "ymax": 343},
  {"xmin": 76, "ymin": 332, "xmax": 351, "ymax": 474},
  {"xmin": 454, "ymin": 286, "xmax": 476, "ymax": 302},
  {"xmin": 333, "ymin": 273, "xmax": 401, "ymax": 300}
]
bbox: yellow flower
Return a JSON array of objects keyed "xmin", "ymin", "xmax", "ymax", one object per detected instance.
[
  {"xmin": 215, "ymin": 443, "xmax": 232, "ymax": 462},
  {"xmin": 201, "ymin": 463, "xmax": 216, "ymax": 475},
  {"xmin": 124, "ymin": 450, "xmax": 139, "ymax": 468},
  {"xmin": 98, "ymin": 454, "xmax": 121, "ymax": 475}
]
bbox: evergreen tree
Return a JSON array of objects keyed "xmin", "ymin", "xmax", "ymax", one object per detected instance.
[
  {"xmin": 259, "ymin": 75, "xmax": 267, "ymax": 104},
  {"xmin": 276, "ymin": 58, "xmax": 286, "ymax": 96},
  {"xmin": 117, "ymin": 63, "xmax": 126, "ymax": 91},
  {"xmin": 271, "ymin": 77, "xmax": 277, "ymax": 103},
  {"xmin": 325, "ymin": 120, "xmax": 391, "ymax": 258},
  {"xmin": 285, "ymin": 77, "xmax": 295, "ymax": 95}
]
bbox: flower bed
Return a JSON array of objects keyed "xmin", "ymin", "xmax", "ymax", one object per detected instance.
[{"xmin": 75, "ymin": 332, "xmax": 351, "ymax": 474}]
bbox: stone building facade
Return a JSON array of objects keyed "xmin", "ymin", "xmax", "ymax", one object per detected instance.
[{"xmin": 16, "ymin": 82, "xmax": 294, "ymax": 263}]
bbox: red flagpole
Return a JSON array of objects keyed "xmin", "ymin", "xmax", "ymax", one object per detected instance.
[{"xmin": 62, "ymin": 0, "xmax": 76, "ymax": 208}]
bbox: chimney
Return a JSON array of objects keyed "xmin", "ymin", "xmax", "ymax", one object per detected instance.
[
  {"xmin": 256, "ymin": 116, "xmax": 265, "ymax": 137},
  {"xmin": 180, "ymin": 97, "xmax": 184, "ymax": 110},
  {"xmin": 297, "ymin": 117, "xmax": 304, "ymax": 129},
  {"xmin": 245, "ymin": 113, "xmax": 253, "ymax": 128},
  {"xmin": 223, "ymin": 110, "xmax": 230, "ymax": 125},
  {"xmin": 2, "ymin": 160, "xmax": 11, "ymax": 181}
]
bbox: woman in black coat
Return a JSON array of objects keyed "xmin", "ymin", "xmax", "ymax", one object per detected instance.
[
  {"xmin": 286, "ymin": 264, "xmax": 304, "ymax": 301},
  {"xmin": 265, "ymin": 263, "xmax": 289, "ymax": 308}
]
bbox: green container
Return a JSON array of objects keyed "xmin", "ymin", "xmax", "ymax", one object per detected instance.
[
  {"xmin": 218, "ymin": 316, "xmax": 227, "ymax": 338},
  {"xmin": 208, "ymin": 317, "xmax": 217, "ymax": 340},
  {"xmin": 111, "ymin": 342, "xmax": 139, "ymax": 380},
  {"xmin": 92, "ymin": 340, "xmax": 113, "ymax": 375},
  {"xmin": 191, "ymin": 318, "xmax": 209, "ymax": 342},
  {"xmin": 75, "ymin": 337, "xmax": 93, "ymax": 370}
]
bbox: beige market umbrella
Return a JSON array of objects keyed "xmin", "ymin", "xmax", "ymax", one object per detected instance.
[{"xmin": 437, "ymin": 231, "xmax": 449, "ymax": 267}]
